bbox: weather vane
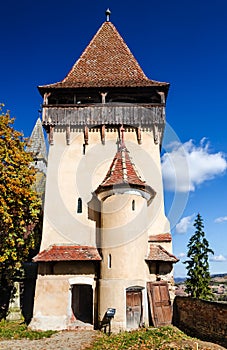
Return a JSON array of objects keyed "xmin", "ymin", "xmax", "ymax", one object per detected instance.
[{"xmin": 106, "ymin": 8, "xmax": 111, "ymax": 22}]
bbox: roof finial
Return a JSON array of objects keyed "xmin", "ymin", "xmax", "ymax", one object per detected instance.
[
  {"xmin": 105, "ymin": 8, "xmax": 111, "ymax": 22},
  {"xmin": 120, "ymin": 125, "xmax": 125, "ymax": 148}
]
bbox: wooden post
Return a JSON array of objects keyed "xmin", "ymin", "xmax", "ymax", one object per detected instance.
[
  {"xmin": 66, "ymin": 125, "xmax": 70, "ymax": 145},
  {"xmin": 49, "ymin": 126, "xmax": 54, "ymax": 145},
  {"xmin": 136, "ymin": 127, "xmax": 142, "ymax": 144},
  {"xmin": 101, "ymin": 125, "xmax": 105, "ymax": 145},
  {"xmin": 101, "ymin": 92, "xmax": 108, "ymax": 104},
  {"xmin": 84, "ymin": 126, "xmax": 89, "ymax": 145}
]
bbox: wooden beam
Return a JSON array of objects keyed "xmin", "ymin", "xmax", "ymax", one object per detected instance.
[
  {"xmin": 49, "ymin": 126, "xmax": 54, "ymax": 145},
  {"xmin": 66, "ymin": 125, "xmax": 70, "ymax": 145},
  {"xmin": 84, "ymin": 125, "xmax": 89, "ymax": 145},
  {"xmin": 136, "ymin": 127, "xmax": 142, "ymax": 144},
  {"xmin": 101, "ymin": 125, "xmax": 105, "ymax": 145}
]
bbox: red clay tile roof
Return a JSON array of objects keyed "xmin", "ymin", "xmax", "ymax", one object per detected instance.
[
  {"xmin": 95, "ymin": 133, "xmax": 156, "ymax": 202},
  {"xmin": 145, "ymin": 244, "xmax": 179, "ymax": 263},
  {"xmin": 100, "ymin": 145, "xmax": 145, "ymax": 187},
  {"xmin": 33, "ymin": 245, "xmax": 102, "ymax": 262},
  {"xmin": 148, "ymin": 233, "xmax": 172, "ymax": 242},
  {"xmin": 39, "ymin": 21, "xmax": 169, "ymax": 90}
]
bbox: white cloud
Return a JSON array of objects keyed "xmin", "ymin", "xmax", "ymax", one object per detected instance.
[
  {"xmin": 161, "ymin": 139, "xmax": 227, "ymax": 192},
  {"xmin": 177, "ymin": 252, "xmax": 186, "ymax": 259},
  {"xmin": 214, "ymin": 216, "xmax": 227, "ymax": 223},
  {"xmin": 175, "ymin": 215, "xmax": 195, "ymax": 234},
  {"xmin": 210, "ymin": 255, "xmax": 227, "ymax": 262}
]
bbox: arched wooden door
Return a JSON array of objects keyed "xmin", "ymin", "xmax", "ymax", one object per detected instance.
[{"xmin": 126, "ymin": 288, "xmax": 142, "ymax": 329}]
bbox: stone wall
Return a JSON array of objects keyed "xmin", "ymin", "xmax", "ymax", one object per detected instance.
[{"xmin": 173, "ymin": 296, "xmax": 227, "ymax": 348}]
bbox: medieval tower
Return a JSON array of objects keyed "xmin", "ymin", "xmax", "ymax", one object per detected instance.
[{"xmin": 31, "ymin": 10, "xmax": 178, "ymax": 331}]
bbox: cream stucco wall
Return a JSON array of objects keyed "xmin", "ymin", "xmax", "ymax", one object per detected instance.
[
  {"xmin": 31, "ymin": 271, "xmax": 97, "ymax": 331},
  {"xmin": 33, "ymin": 126, "xmax": 172, "ymax": 331},
  {"xmin": 40, "ymin": 128, "xmax": 170, "ymax": 251}
]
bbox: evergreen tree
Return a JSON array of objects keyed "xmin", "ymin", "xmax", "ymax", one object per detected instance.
[
  {"xmin": 184, "ymin": 213, "xmax": 214, "ymax": 300},
  {"xmin": 0, "ymin": 105, "xmax": 41, "ymax": 318}
]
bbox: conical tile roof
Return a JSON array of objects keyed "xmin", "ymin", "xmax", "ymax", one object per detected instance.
[
  {"xmin": 39, "ymin": 21, "xmax": 169, "ymax": 90},
  {"xmin": 95, "ymin": 128, "xmax": 156, "ymax": 203},
  {"xmin": 100, "ymin": 143, "xmax": 145, "ymax": 187}
]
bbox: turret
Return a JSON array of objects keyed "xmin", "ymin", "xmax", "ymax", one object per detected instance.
[{"xmin": 94, "ymin": 127, "xmax": 156, "ymax": 330}]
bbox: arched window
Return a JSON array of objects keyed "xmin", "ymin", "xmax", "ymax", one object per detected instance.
[
  {"xmin": 132, "ymin": 200, "xmax": 135, "ymax": 211},
  {"xmin": 77, "ymin": 198, "xmax": 82, "ymax": 213}
]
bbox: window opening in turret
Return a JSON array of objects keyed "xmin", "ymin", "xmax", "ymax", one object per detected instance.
[
  {"xmin": 108, "ymin": 254, "xmax": 112, "ymax": 269},
  {"xmin": 132, "ymin": 200, "xmax": 135, "ymax": 211},
  {"xmin": 77, "ymin": 198, "xmax": 82, "ymax": 213}
]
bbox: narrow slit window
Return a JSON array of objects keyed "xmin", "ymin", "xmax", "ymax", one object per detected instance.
[
  {"xmin": 108, "ymin": 254, "xmax": 112, "ymax": 269},
  {"xmin": 132, "ymin": 199, "xmax": 135, "ymax": 211},
  {"xmin": 77, "ymin": 198, "xmax": 82, "ymax": 213}
]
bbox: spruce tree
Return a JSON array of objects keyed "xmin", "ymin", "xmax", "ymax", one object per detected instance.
[{"xmin": 184, "ymin": 213, "xmax": 214, "ymax": 300}]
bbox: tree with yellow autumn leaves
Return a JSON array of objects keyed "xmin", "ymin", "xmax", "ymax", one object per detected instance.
[{"xmin": 0, "ymin": 105, "xmax": 41, "ymax": 319}]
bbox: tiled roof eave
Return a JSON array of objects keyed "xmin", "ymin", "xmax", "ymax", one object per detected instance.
[
  {"xmin": 145, "ymin": 244, "xmax": 179, "ymax": 263},
  {"xmin": 146, "ymin": 258, "xmax": 178, "ymax": 263},
  {"xmin": 33, "ymin": 245, "xmax": 102, "ymax": 262},
  {"xmin": 148, "ymin": 233, "xmax": 172, "ymax": 242},
  {"xmin": 38, "ymin": 80, "xmax": 170, "ymax": 92}
]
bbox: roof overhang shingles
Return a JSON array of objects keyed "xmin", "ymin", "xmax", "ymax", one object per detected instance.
[
  {"xmin": 146, "ymin": 244, "xmax": 179, "ymax": 263},
  {"xmin": 33, "ymin": 245, "xmax": 102, "ymax": 262},
  {"xmin": 148, "ymin": 233, "xmax": 172, "ymax": 242}
]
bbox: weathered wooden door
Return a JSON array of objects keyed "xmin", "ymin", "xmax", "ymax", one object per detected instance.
[
  {"xmin": 147, "ymin": 281, "xmax": 172, "ymax": 327},
  {"xmin": 126, "ymin": 290, "xmax": 142, "ymax": 329}
]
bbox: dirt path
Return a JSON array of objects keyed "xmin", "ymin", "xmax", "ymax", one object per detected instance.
[
  {"xmin": 0, "ymin": 330, "xmax": 97, "ymax": 350},
  {"xmin": 0, "ymin": 329, "xmax": 226, "ymax": 350}
]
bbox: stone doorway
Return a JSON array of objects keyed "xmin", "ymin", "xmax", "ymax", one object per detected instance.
[{"xmin": 71, "ymin": 284, "xmax": 93, "ymax": 324}]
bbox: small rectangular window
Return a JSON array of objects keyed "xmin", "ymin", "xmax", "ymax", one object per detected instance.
[{"xmin": 108, "ymin": 254, "xmax": 112, "ymax": 269}]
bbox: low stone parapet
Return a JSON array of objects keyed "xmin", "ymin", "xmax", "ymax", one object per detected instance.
[{"xmin": 173, "ymin": 296, "xmax": 227, "ymax": 348}]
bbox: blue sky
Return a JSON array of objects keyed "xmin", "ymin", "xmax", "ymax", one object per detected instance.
[{"xmin": 1, "ymin": 0, "xmax": 227, "ymax": 277}]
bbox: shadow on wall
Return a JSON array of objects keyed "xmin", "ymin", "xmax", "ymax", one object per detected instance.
[{"xmin": 20, "ymin": 262, "xmax": 38, "ymax": 324}]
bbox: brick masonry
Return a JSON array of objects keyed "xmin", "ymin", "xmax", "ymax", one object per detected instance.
[{"xmin": 173, "ymin": 296, "xmax": 227, "ymax": 348}]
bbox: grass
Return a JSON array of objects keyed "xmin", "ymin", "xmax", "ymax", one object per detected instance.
[
  {"xmin": 0, "ymin": 319, "xmax": 56, "ymax": 340},
  {"xmin": 0, "ymin": 321, "xmax": 219, "ymax": 349},
  {"xmin": 85, "ymin": 326, "xmax": 199, "ymax": 350}
]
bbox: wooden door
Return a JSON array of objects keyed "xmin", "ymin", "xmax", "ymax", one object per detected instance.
[
  {"xmin": 126, "ymin": 290, "xmax": 142, "ymax": 329},
  {"xmin": 147, "ymin": 281, "xmax": 172, "ymax": 327}
]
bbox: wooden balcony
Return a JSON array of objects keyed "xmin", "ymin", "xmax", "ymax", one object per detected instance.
[{"xmin": 42, "ymin": 103, "xmax": 165, "ymax": 128}]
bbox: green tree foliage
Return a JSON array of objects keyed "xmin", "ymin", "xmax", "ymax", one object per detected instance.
[
  {"xmin": 184, "ymin": 213, "xmax": 214, "ymax": 300},
  {"xmin": 0, "ymin": 105, "xmax": 41, "ymax": 318}
]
